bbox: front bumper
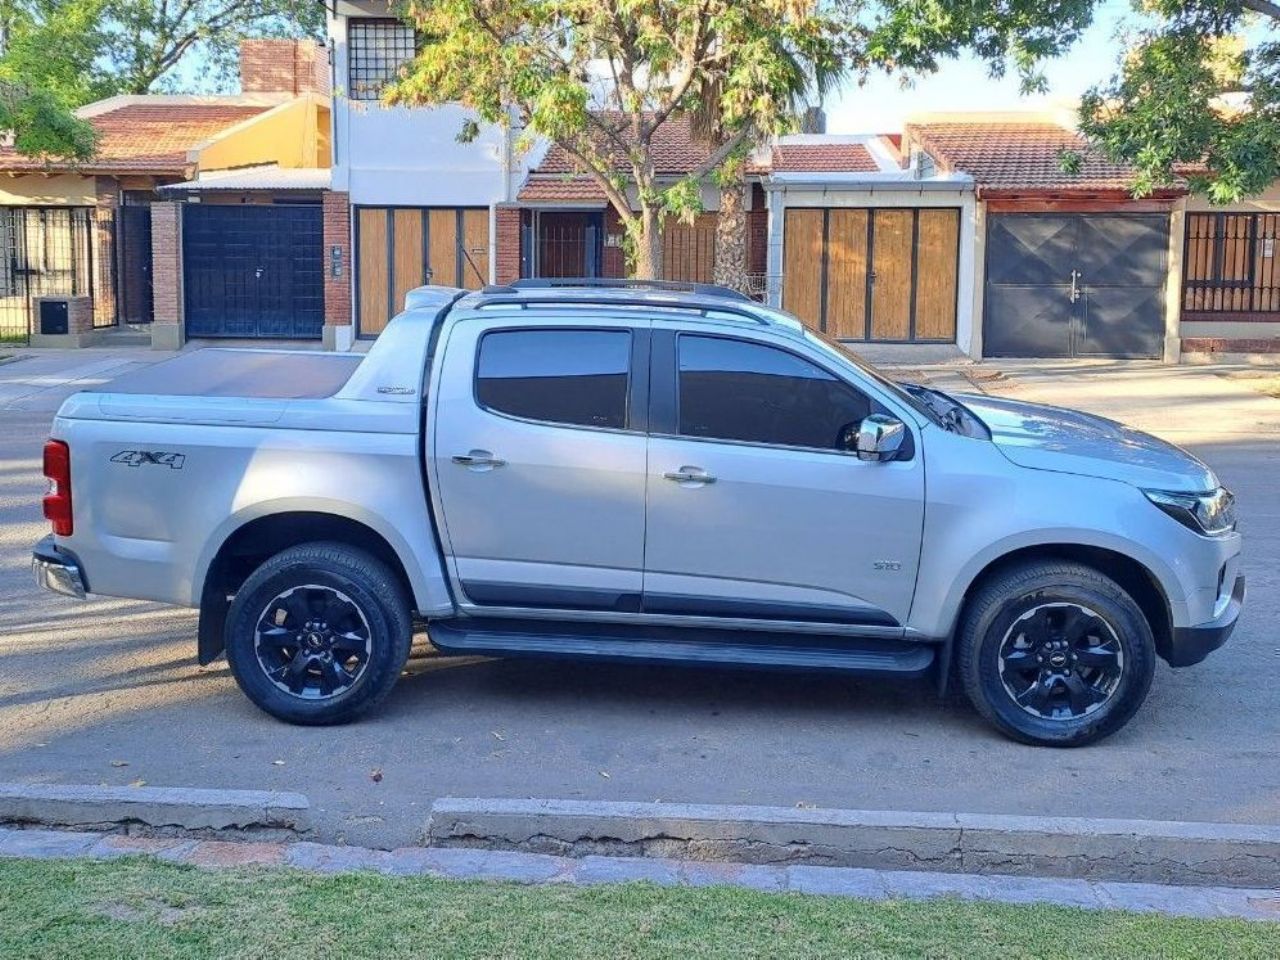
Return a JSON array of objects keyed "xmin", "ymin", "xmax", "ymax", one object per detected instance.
[
  {"xmin": 32, "ymin": 534, "xmax": 87, "ymax": 600},
  {"xmin": 1167, "ymin": 574, "xmax": 1244, "ymax": 667}
]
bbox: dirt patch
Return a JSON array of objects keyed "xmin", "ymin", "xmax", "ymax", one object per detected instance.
[
  {"xmin": 91, "ymin": 898, "xmax": 196, "ymax": 925},
  {"xmin": 1216, "ymin": 371, "xmax": 1280, "ymax": 399}
]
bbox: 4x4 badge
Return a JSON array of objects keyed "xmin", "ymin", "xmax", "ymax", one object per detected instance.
[{"xmin": 110, "ymin": 450, "xmax": 186, "ymax": 470}]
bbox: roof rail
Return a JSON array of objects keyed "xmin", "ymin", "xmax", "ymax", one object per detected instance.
[{"xmin": 503, "ymin": 277, "xmax": 754, "ymax": 303}]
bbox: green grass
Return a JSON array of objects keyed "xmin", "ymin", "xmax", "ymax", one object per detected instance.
[{"xmin": 1, "ymin": 857, "xmax": 1277, "ymax": 959}]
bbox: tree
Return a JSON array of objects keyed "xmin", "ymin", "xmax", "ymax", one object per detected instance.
[
  {"xmin": 1078, "ymin": 5, "xmax": 1280, "ymax": 203},
  {"xmin": 386, "ymin": 0, "xmax": 848, "ymax": 279},
  {"xmin": 0, "ymin": 0, "xmax": 323, "ymax": 159}
]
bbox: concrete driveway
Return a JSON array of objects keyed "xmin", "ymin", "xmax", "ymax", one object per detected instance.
[{"xmin": 1, "ymin": 350, "xmax": 1278, "ymax": 849}]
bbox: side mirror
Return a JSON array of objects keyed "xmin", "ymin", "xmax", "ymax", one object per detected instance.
[{"xmin": 855, "ymin": 414, "xmax": 906, "ymax": 462}]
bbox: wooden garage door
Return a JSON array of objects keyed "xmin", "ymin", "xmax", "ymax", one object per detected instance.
[
  {"xmin": 356, "ymin": 206, "xmax": 490, "ymax": 336},
  {"xmin": 782, "ymin": 207, "xmax": 959, "ymax": 342}
]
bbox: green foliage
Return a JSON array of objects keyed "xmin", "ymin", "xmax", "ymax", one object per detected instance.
[
  {"xmin": 1080, "ymin": 6, "xmax": 1280, "ymax": 203},
  {"xmin": 385, "ymin": 0, "xmax": 851, "ymax": 274}
]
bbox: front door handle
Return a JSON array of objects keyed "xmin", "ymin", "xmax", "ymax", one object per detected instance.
[
  {"xmin": 452, "ymin": 449, "xmax": 506, "ymax": 470},
  {"xmin": 1069, "ymin": 269, "xmax": 1081, "ymax": 303},
  {"xmin": 664, "ymin": 466, "xmax": 716, "ymax": 485}
]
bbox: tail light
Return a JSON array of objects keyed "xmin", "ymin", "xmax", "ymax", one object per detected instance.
[{"xmin": 42, "ymin": 439, "xmax": 73, "ymax": 536}]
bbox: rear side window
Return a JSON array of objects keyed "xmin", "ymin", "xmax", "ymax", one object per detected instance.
[
  {"xmin": 476, "ymin": 329, "xmax": 631, "ymax": 430},
  {"xmin": 677, "ymin": 335, "xmax": 873, "ymax": 449}
]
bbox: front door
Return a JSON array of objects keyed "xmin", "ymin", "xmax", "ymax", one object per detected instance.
[
  {"xmin": 983, "ymin": 213, "xmax": 1168, "ymax": 358},
  {"xmin": 431, "ymin": 318, "xmax": 650, "ymax": 612},
  {"xmin": 642, "ymin": 330, "xmax": 925, "ymax": 627}
]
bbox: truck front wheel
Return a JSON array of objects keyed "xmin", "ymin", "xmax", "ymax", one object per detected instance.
[
  {"xmin": 957, "ymin": 560, "xmax": 1157, "ymax": 747},
  {"xmin": 224, "ymin": 542, "xmax": 412, "ymax": 725}
]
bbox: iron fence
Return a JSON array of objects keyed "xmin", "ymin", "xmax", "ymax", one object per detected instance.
[{"xmin": 0, "ymin": 206, "xmax": 109, "ymax": 343}]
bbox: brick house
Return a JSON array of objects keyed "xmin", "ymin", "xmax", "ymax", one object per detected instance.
[{"xmin": 0, "ymin": 39, "xmax": 331, "ymax": 348}]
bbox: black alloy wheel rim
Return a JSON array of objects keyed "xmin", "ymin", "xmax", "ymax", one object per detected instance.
[
  {"xmin": 254, "ymin": 584, "xmax": 373, "ymax": 700},
  {"xmin": 997, "ymin": 602, "xmax": 1125, "ymax": 721}
]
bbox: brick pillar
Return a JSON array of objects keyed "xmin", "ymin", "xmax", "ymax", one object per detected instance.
[
  {"xmin": 150, "ymin": 201, "xmax": 184, "ymax": 350},
  {"xmin": 93, "ymin": 177, "xmax": 120, "ymax": 328},
  {"xmin": 747, "ymin": 183, "xmax": 767, "ymax": 276},
  {"xmin": 602, "ymin": 206, "xmax": 626, "ymax": 278},
  {"xmin": 495, "ymin": 204, "xmax": 522, "ymax": 284},
  {"xmin": 322, "ymin": 190, "xmax": 353, "ymax": 350}
]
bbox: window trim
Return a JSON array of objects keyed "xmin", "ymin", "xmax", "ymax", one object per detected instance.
[
  {"xmin": 650, "ymin": 329, "xmax": 915, "ymax": 460},
  {"xmin": 471, "ymin": 325, "xmax": 648, "ymax": 436}
]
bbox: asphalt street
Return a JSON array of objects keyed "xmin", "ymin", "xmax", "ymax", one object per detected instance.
[{"xmin": 1, "ymin": 350, "xmax": 1277, "ymax": 848}]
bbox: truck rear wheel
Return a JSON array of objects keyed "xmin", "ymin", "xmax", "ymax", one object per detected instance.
[
  {"xmin": 224, "ymin": 542, "xmax": 412, "ymax": 725},
  {"xmin": 957, "ymin": 560, "xmax": 1156, "ymax": 747}
]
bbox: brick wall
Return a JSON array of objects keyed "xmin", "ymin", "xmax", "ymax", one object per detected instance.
[
  {"xmin": 150, "ymin": 202, "xmax": 182, "ymax": 328},
  {"xmin": 748, "ymin": 184, "xmax": 767, "ymax": 276},
  {"xmin": 322, "ymin": 191, "xmax": 352, "ymax": 329},
  {"xmin": 495, "ymin": 205, "xmax": 522, "ymax": 284},
  {"xmin": 239, "ymin": 39, "xmax": 330, "ymax": 96}
]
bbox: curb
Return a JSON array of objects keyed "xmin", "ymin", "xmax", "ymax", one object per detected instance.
[
  {"xmin": 1, "ymin": 826, "xmax": 1278, "ymax": 922},
  {"xmin": 0, "ymin": 783, "xmax": 310, "ymax": 833},
  {"xmin": 425, "ymin": 798, "xmax": 1280, "ymax": 889}
]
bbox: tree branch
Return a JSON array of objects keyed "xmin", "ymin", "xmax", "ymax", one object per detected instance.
[{"xmin": 1242, "ymin": 0, "xmax": 1280, "ymax": 21}]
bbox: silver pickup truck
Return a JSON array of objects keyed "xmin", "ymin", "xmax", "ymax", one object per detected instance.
[{"xmin": 33, "ymin": 280, "xmax": 1243, "ymax": 746}]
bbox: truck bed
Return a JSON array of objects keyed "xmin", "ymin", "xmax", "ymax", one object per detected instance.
[{"xmin": 87, "ymin": 349, "xmax": 363, "ymax": 399}]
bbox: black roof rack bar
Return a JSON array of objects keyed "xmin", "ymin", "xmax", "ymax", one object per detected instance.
[
  {"xmin": 469, "ymin": 293, "xmax": 770, "ymax": 325},
  {"xmin": 504, "ymin": 277, "xmax": 754, "ymax": 303}
]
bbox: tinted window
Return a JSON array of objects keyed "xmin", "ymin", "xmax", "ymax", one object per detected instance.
[
  {"xmin": 678, "ymin": 335, "xmax": 873, "ymax": 448},
  {"xmin": 477, "ymin": 329, "xmax": 631, "ymax": 429}
]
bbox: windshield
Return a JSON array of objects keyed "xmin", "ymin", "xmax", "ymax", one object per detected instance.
[{"xmin": 799, "ymin": 327, "xmax": 943, "ymax": 426}]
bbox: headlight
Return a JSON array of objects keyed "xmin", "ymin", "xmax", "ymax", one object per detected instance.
[{"xmin": 1144, "ymin": 487, "xmax": 1237, "ymax": 537}]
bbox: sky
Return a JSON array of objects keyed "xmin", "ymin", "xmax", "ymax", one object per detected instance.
[{"xmin": 825, "ymin": 0, "xmax": 1135, "ymax": 134}]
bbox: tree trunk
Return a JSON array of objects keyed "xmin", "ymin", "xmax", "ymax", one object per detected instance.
[
  {"xmin": 713, "ymin": 177, "xmax": 749, "ymax": 293},
  {"xmin": 630, "ymin": 205, "xmax": 664, "ymax": 279}
]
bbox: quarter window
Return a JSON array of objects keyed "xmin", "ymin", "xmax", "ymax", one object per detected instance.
[
  {"xmin": 477, "ymin": 329, "xmax": 631, "ymax": 430},
  {"xmin": 677, "ymin": 335, "xmax": 873, "ymax": 449}
]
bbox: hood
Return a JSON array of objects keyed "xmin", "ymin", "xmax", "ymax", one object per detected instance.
[{"xmin": 956, "ymin": 394, "xmax": 1217, "ymax": 493}]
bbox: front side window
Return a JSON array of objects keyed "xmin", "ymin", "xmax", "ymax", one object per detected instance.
[
  {"xmin": 348, "ymin": 19, "xmax": 417, "ymax": 101},
  {"xmin": 477, "ymin": 329, "xmax": 631, "ymax": 430},
  {"xmin": 677, "ymin": 335, "xmax": 873, "ymax": 449}
]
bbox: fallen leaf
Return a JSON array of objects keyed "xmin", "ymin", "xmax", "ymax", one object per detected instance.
[
  {"xmin": 599, "ymin": 771, "xmax": 611, "ymax": 779},
  {"xmin": 795, "ymin": 801, "xmax": 815, "ymax": 809},
  {"xmin": 109, "ymin": 760, "xmax": 129, "ymax": 768},
  {"xmin": 491, "ymin": 731, "xmax": 506, "ymax": 742},
  {"xmin": 271, "ymin": 760, "xmax": 285, "ymax": 766},
  {"xmin": 128, "ymin": 779, "xmax": 147, "ymax": 788},
  {"xmin": 370, "ymin": 768, "xmax": 383, "ymax": 783}
]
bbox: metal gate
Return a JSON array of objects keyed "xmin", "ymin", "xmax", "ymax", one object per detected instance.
[
  {"xmin": 117, "ymin": 205, "xmax": 153, "ymax": 324},
  {"xmin": 183, "ymin": 204, "xmax": 323, "ymax": 339},
  {"xmin": 984, "ymin": 214, "xmax": 1168, "ymax": 358},
  {"xmin": 0, "ymin": 207, "xmax": 99, "ymax": 344}
]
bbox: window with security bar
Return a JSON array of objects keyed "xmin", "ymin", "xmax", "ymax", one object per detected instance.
[
  {"xmin": 347, "ymin": 19, "xmax": 417, "ymax": 101},
  {"xmin": 1184, "ymin": 212, "xmax": 1280, "ymax": 314}
]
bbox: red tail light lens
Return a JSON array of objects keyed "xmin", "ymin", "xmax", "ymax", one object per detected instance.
[{"xmin": 42, "ymin": 440, "xmax": 73, "ymax": 536}]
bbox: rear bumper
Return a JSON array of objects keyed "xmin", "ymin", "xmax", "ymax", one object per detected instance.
[
  {"xmin": 32, "ymin": 534, "xmax": 87, "ymax": 600},
  {"xmin": 1167, "ymin": 574, "xmax": 1244, "ymax": 668}
]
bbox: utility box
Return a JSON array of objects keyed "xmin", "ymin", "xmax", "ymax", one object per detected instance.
[{"xmin": 39, "ymin": 299, "xmax": 69, "ymax": 335}]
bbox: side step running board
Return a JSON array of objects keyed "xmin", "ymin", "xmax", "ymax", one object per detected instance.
[{"xmin": 428, "ymin": 619, "xmax": 936, "ymax": 678}]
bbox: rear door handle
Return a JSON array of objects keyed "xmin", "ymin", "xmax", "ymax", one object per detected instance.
[
  {"xmin": 452, "ymin": 450, "xmax": 506, "ymax": 469},
  {"xmin": 664, "ymin": 466, "xmax": 716, "ymax": 484}
]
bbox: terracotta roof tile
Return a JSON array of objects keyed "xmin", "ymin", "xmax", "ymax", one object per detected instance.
[
  {"xmin": 534, "ymin": 114, "xmax": 713, "ymax": 178},
  {"xmin": 517, "ymin": 177, "xmax": 608, "ymax": 203},
  {"xmin": 0, "ymin": 101, "xmax": 270, "ymax": 174},
  {"xmin": 904, "ymin": 121, "xmax": 1149, "ymax": 193},
  {"xmin": 770, "ymin": 143, "xmax": 880, "ymax": 173}
]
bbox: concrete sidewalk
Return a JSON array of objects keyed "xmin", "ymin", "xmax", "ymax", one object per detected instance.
[
  {"xmin": 1, "ymin": 826, "xmax": 1277, "ymax": 922},
  {"xmin": 0, "ymin": 349, "xmax": 171, "ymax": 412}
]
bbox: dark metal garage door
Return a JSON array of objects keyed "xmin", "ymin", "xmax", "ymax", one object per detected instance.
[
  {"xmin": 184, "ymin": 205, "xmax": 323, "ymax": 339},
  {"xmin": 983, "ymin": 214, "xmax": 1168, "ymax": 358}
]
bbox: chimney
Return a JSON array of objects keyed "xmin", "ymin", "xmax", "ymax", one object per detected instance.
[{"xmin": 239, "ymin": 39, "xmax": 330, "ymax": 97}]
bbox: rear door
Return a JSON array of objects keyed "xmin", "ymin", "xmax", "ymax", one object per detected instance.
[
  {"xmin": 642, "ymin": 330, "xmax": 925, "ymax": 627},
  {"xmin": 430, "ymin": 316, "xmax": 650, "ymax": 612}
]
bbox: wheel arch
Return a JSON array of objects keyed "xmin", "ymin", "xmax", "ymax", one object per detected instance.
[
  {"xmin": 953, "ymin": 543, "xmax": 1173, "ymax": 668},
  {"xmin": 196, "ymin": 509, "xmax": 421, "ymax": 665}
]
